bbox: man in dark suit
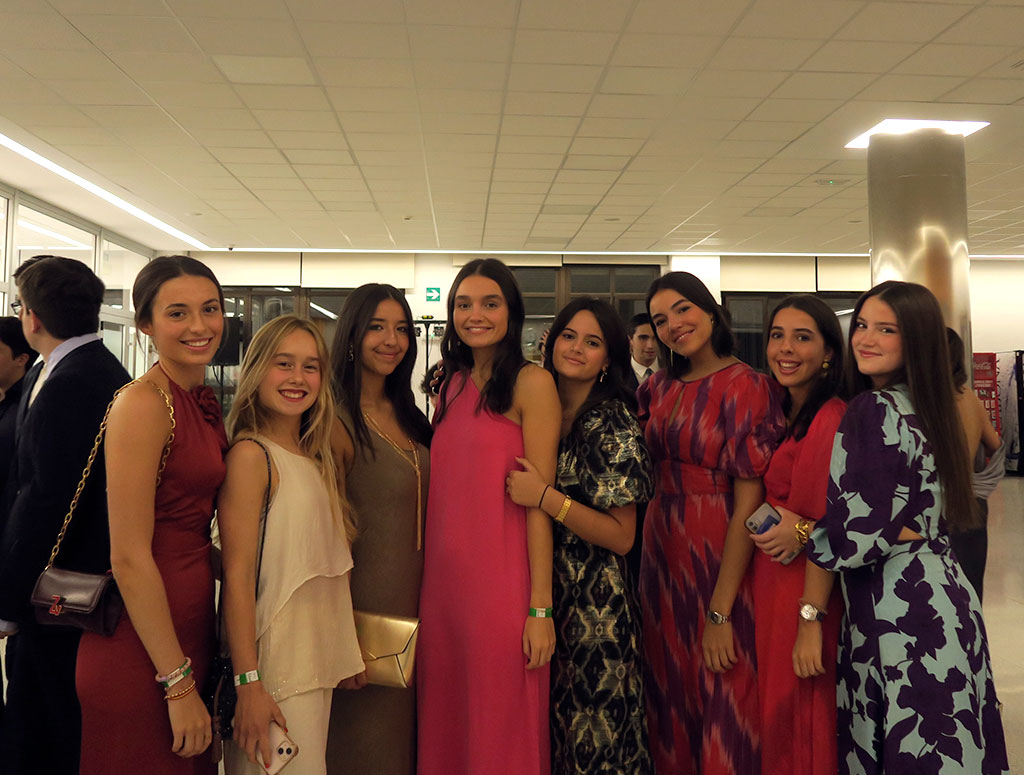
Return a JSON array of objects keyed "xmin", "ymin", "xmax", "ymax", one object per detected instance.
[
  {"xmin": 623, "ymin": 313, "xmax": 660, "ymax": 593},
  {"xmin": 0, "ymin": 317, "xmax": 38, "ymax": 725},
  {"xmin": 0, "ymin": 256, "xmax": 130, "ymax": 775}
]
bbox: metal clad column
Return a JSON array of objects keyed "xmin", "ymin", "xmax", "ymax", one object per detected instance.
[{"xmin": 867, "ymin": 128, "xmax": 972, "ymax": 346}]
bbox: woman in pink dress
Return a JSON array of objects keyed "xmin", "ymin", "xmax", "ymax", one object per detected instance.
[{"xmin": 418, "ymin": 258, "xmax": 560, "ymax": 775}]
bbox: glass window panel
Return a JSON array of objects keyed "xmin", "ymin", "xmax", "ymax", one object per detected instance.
[
  {"xmin": 251, "ymin": 292, "xmax": 295, "ymax": 331},
  {"xmin": 522, "ymin": 318, "xmax": 553, "ymax": 364},
  {"xmin": 614, "ymin": 266, "xmax": 659, "ymax": 294},
  {"xmin": 100, "ymin": 321, "xmax": 124, "ymax": 362},
  {"xmin": 13, "ymin": 206, "xmax": 95, "ymax": 270},
  {"xmin": 512, "ymin": 267, "xmax": 556, "ymax": 294},
  {"xmin": 726, "ymin": 298, "xmax": 765, "ymax": 330},
  {"xmin": 617, "ymin": 297, "xmax": 648, "ymax": 321},
  {"xmin": 100, "ymin": 241, "xmax": 149, "ymax": 311},
  {"xmin": 0, "ymin": 195, "xmax": 7, "ymax": 283},
  {"xmin": 524, "ymin": 297, "xmax": 556, "ymax": 316},
  {"xmin": 568, "ymin": 266, "xmax": 610, "ymax": 295},
  {"xmin": 128, "ymin": 326, "xmax": 154, "ymax": 378},
  {"xmin": 308, "ymin": 291, "xmax": 350, "ymax": 348}
]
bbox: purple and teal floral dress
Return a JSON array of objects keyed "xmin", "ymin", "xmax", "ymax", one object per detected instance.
[{"xmin": 807, "ymin": 386, "xmax": 1008, "ymax": 775}]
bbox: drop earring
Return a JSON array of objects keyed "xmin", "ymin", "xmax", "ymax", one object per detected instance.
[
  {"xmin": 822, "ymin": 360, "xmax": 830, "ymax": 372},
  {"xmin": 599, "ymin": 367, "xmax": 607, "ymax": 383},
  {"xmin": 348, "ymin": 344, "xmax": 355, "ymax": 362}
]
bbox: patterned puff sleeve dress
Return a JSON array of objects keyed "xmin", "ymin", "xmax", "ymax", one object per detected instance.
[
  {"xmin": 807, "ymin": 386, "xmax": 1008, "ymax": 775},
  {"xmin": 551, "ymin": 399, "xmax": 654, "ymax": 775},
  {"xmin": 637, "ymin": 363, "xmax": 785, "ymax": 775}
]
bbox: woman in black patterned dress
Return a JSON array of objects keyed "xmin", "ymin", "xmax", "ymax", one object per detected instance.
[{"xmin": 507, "ymin": 297, "xmax": 653, "ymax": 775}]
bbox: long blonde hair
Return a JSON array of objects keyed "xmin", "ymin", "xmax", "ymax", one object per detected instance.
[{"xmin": 227, "ymin": 315, "xmax": 355, "ymax": 541}]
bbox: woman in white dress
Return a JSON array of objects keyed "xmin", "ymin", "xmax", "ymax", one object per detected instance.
[{"xmin": 219, "ymin": 315, "xmax": 364, "ymax": 775}]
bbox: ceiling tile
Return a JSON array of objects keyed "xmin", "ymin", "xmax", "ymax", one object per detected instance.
[
  {"xmin": 314, "ymin": 58, "xmax": 414, "ymax": 89},
  {"xmin": 143, "ymin": 82, "xmax": 243, "ymax": 108},
  {"xmin": 837, "ymin": 3, "xmax": 971, "ymax": 43},
  {"xmin": 235, "ymin": 85, "xmax": 330, "ymax": 111},
  {"xmin": 338, "ymin": 112, "xmax": 419, "ymax": 132},
  {"xmin": 108, "ymin": 52, "xmax": 226, "ymax": 82},
  {"xmin": 172, "ymin": 107, "xmax": 262, "ymax": 130},
  {"xmin": 408, "ymin": 25, "xmax": 514, "ymax": 61},
  {"xmin": 507, "ymin": 63, "xmax": 601, "ymax": 93},
  {"xmin": 504, "ymin": 91, "xmax": 590, "ymax": 115},
  {"xmin": 773, "ymin": 71, "xmax": 875, "ymax": 99},
  {"xmin": 296, "ymin": 21, "xmax": 409, "ymax": 58},
  {"xmin": 46, "ymin": 78, "xmax": 153, "ymax": 106},
  {"xmin": 166, "ymin": 0, "xmax": 290, "ymax": 18},
  {"xmin": 0, "ymin": 11, "xmax": 91, "ymax": 49},
  {"xmin": 5, "ymin": 49, "xmax": 122, "ymax": 80},
  {"xmin": 413, "ymin": 60, "xmax": 507, "ymax": 90},
  {"xmin": 213, "ymin": 56, "xmax": 315, "ymax": 85},
  {"xmin": 501, "ymin": 115, "xmax": 579, "ymax": 136},
  {"xmin": 417, "ymin": 89, "xmax": 503, "ymax": 114},
  {"xmin": 938, "ymin": 78, "xmax": 1024, "ymax": 105},
  {"xmin": 856, "ymin": 74, "xmax": 966, "ymax": 101},
  {"xmin": 732, "ymin": 0, "xmax": 861, "ymax": 39},
  {"xmin": 802, "ymin": 40, "xmax": 919, "ymax": 73},
  {"xmin": 513, "ymin": 30, "xmax": 617, "ymax": 65},
  {"xmin": 746, "ymin": 99, "xmax": 843, "ymax": 122},
  {"xmin": 708, "ymin": 38, "xmax": 822, "ymax": 71},
  {"xmin": 587, "ymin": 94, "xmax": 674, "ymax": 118},
  {"xmin": 189, "ymin": 128, "xmax": 273, "ymax": 146},
  {"xmin": 612, "ymin": 34, "xmax": 722, "ymax": 68},
  {"xmin": 267, "ymin": 130, "xmax": 347, "ymax": 149},
  {"xmin": 519, "ymin": 0, "xmax": 632, "ymax": 32},
  {"xmin": 600, "ymin": 67, "xmax": 696, "ymax": 95},
  {"xmin": 327, "ymin": 87, "xmax": 419, "ymax": 112},
  {"xmin": 403, "ymin": 0, "xmax": 518, "ymax": 27},
  {"xmin": 67, "ymin": 15, "xmax": 197, "ymax": 52},
  {"xmin": 183, "ymin": 18, "xmax": 305, "ymax": 56},
  {"xmin": 937, "ymin": 6, "xmax": 1024, "ymax": 47},
  {"xmin": 688, "ymin": 69, "xmax": 789, "ymax": 98},
  {"xmin": 628, "ymin": 0, "xmax": 749, "ymax": 35}
]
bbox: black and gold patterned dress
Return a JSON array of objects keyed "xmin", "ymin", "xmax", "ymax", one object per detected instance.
[{"xmin": 551, "ymin": 399, "xmax": 654, "ymax": 775}]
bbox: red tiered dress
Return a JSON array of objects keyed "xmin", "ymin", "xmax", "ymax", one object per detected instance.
[
  {"xmin": 417, "ymin": 372, "xmax": 549, "ymax": 775},
  {"xmin": 77, "ymin": 376, "xmax": 226, "ymax": 775},
  {"xmin": 753, "ymin": 397, "xmax": 845, "ymax": 774},
  {"xmin": 637, "ymin": 363, "xmax": 784, "ymax": 775}
]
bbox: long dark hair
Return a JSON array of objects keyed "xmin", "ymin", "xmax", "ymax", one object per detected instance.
[
  {"xmin": 435, "ymin": 258, "xmax": 527, "ymax": 424},
  {"xmin": 330, "ymin": 283, "xmax": 431, "ymax": 455},
  {"xmin": 543, "ymin": 297, "xmax": 637, "ymax": 426},
  {"xmin": 847, "ymin": 281, "xmax": 974, "ymax": 531},
  {"xmin": 767, "ymin": 294, "xmax": 846, "ymax": 441},
  {"xmin": 645, "ymin": 271, "xmax": 734, "ymax": 378},
  {"xmin": 133, "ymin": 255, "xmax": 224, "ymax": 327}
]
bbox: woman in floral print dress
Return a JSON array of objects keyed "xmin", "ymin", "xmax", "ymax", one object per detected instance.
[{"xmin": 807, "ymin": 281, "xmax": 1008, "ymax": 775}]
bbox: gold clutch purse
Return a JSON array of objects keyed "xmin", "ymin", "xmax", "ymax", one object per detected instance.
[{"xmin": 353, "ymin": 610, "xmax": 420, "ymax": 689}]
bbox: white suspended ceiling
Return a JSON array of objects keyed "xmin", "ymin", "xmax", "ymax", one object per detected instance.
[{"xmin": 2, "ymin": 0, "xmax": 1024, "ymax": 255}]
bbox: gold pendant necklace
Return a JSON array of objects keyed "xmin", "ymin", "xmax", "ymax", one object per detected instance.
[{"xmin": 362, "ymin": 411, "xmax": 423, "ymax": 551}]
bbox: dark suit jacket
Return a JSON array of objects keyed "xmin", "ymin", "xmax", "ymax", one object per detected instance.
[
  {"xmin": 0, "ymin": 375, "xmax": 26, "ymax": 497},
  {"xmin": 0, "ymin": 340, "xmax": 130, "ymax": 623},
  {"xmin": 625, "ymin": 366, "xmax": 640, "ymax": 394}
]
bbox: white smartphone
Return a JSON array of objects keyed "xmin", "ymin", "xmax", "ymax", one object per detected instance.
[{"xmin": 261, "ymin": 721, "xmax": 299, "ymax": 775}]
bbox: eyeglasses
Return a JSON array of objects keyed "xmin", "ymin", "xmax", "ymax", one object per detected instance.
[{"xmin": 10, "ymin": 299, "xmax": 22, "ymax": 315}]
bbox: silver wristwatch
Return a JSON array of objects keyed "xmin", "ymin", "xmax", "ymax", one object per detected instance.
[
  {"xmin": 799, "ymin": 602, "xmax": 825, "ymax": 622},
  {"xmin": 707, "ymin": 609, "xmax": 730, "ymax": 625}
]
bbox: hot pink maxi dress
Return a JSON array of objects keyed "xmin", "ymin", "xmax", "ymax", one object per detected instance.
[{"xmin": 417, "ymin": 372, "xmax": 550, "ymax": 775}]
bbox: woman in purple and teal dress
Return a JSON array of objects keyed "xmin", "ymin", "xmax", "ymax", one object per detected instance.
[
  {"xmin": 638, "ymin": 272, "xmax": 784, "ymax": 775},
  {"xmin": 806, "ymin": 281, "xmax": 1008, "ymax": 774}
]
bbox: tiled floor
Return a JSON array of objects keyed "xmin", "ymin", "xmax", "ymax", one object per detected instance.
[
  {"xmin": 4, "ymin": 478, "xmax": 1024, "ymax": 771},
  {"xmin": 982, "ymin": 475, "xmax": 1024, "ymax": 772}
]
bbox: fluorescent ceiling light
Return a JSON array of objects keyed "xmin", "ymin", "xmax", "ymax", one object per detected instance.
[
  {"xmin": 0, "ymin": 131, "xmax": 211, "ymax": 250},
  {"xmin": 845, "ymin": 119, "xmax": 989, "ymax": 149},
  {"xmin": 309, "ymin": 302, "xmax": 338, "ymax": 320},
  {"xmin": 17, "ymin": 219, "xmax": 92, "ymax": 250}
]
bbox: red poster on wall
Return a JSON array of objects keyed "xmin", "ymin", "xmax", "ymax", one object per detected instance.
[{"xmin": 973, "ymin": 352, "xmax": 1001, "ymax": 435}]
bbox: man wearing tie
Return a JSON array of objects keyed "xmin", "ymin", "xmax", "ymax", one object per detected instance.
[
  {"xmin": 0, "ymin": 256, "xmax": 130, "ymax": 774},
  {"xmin": 625, "ymin": 313, "xmax": 659, "ymax": 392}
]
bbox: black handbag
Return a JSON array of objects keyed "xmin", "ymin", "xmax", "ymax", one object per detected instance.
[
  {"xmin": 205, "ymin": 439, "xmax": 272, "ymax": 763},
  {"xmin": 29, "ymin": 380, "xmax": 174, "ymax": 636}
]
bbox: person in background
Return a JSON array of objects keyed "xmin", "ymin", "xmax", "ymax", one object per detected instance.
[
  {"xmin": 327, "ymin": 284, "xmax": 431, "ymax": 775},
  {"xmin": 419, "ymin": 360, "xmax": 443, "ymax": 412},
  {"xmin": 807, "ymin": 281, "xmax": 1007, "ymax": 774},
  {"xmin": 221, "ymin": 315, "xmax": 363, "ymax": 775},
  {"xmin": 946, "ymin": 328, "xmax": 1002, "ymax": 603},
  {"xmin": 0, "ymin": 256, "xmax": 129, "ymax": 775},
  {"xmin": 625, "ymin": 313, "xmax": 658, "ymax": 392},
  {"xmin": 748, "ymin": 295, "xmax": 846, "ymax": 774},
  {"xmin": 418, "ymin": 258, "xmax": 560, "ymax": 775},
  {"xmin": 0, "ymin": 317, "xmax": 37, "ymax": 725},
  {"xmin": 76, "ymin": 256, "xmax": 225, "ymax": 774},
  {"xmin": 639, "ymin": 271, "xmax": 784, "ymax": 775},
  {"xmin": 623, "ymin": 312, "xmax": 658, "ymax": 592},
  {"xmin": 507, "ymin": 297, "xmax": 653, "ymax": 775}
]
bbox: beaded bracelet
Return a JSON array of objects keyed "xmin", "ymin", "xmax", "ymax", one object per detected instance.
[
  {"xmin": 528, "ymin": 607, "xmax": 554, "ymax": 618},
  {"xmin": 156, "ymin": 657, "xmax": 192, "ymax": 688},
  {"xmin": 165, "ymin": 681, "xmax": 197, "ymax": 702},
  {"xmin": 163, "ymin": 664, "xmax": 193, "ymax": 689}
]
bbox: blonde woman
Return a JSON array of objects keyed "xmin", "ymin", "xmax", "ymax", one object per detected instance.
[{"xmin": 219, "ymin": 315, "xmax": 363, "ymax": 775}]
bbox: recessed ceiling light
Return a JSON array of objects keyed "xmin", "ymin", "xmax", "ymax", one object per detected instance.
[
  {"xmin": 845, "ymin": 119, "xmax": 989, "ymax": 149},
  {"xmin": 0, "ymin": 131, "xmax": 212, "ymax": 249}
]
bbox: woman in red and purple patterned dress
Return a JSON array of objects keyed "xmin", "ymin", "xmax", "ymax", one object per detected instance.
[{"xmin": 638, "ymin": 272, "xmax": 784, "ymax": 775}]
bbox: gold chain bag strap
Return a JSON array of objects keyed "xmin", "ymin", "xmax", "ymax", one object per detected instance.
[{"xmin": 29, "ymin": 379, "xmax": 175, "ymax": 636}]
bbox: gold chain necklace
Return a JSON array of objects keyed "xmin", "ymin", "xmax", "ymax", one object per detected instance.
[{"xmin": 362, "ymin": 411, "xmax": 423, "ymax": 551}]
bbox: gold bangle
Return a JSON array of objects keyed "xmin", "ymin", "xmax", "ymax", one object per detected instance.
[
  {"xmin": 165, "ymin": 681, "xmax": 197, "ymax": 701},
  {"xmin": 555, "ymin": 495, "xmax": 571, "ymax": 524},
  {"xmin": 795, "ymin": 519, "xmax": 812, "ymax": 546}
]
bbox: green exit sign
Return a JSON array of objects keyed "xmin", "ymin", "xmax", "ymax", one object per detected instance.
[{"xmin": 426, "ymin": 287, "xmax": 441, "ymax": 302}]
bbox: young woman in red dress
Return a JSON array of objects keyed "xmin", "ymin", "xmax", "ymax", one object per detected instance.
[
  {"xmin": 639, "ymin": 272, "xmax": 785, "ymax": 775},
  {"xmin": 748, "ymin": 294, "xmax": 846, "ymax": 774},
  {"xmin": 77, "ymin": 256, "xmax": 226, "ymax": 774}
]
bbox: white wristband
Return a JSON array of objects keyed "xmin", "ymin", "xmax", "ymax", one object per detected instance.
[{"xmin": 233, "ymin": 669, "xmax": 261, "ymax": 687}]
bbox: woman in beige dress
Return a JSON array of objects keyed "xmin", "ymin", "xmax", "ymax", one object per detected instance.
[{"xmin": 327, "ymin": 284, "xmax": 431, "ymax": 775}]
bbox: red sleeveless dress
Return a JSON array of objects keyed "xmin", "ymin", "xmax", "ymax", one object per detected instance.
[{"xmin": 77, "ymin": 377, "xmax": 226, "ymax": 775}]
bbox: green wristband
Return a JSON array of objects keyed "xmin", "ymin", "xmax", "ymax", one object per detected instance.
[
  {"xmin": 528, "ymin": 607, "xmax": 554, "ymax": 618},
  {"xmin": 233, "ymin": 669, "xmax": 261, "ymax": 687}
]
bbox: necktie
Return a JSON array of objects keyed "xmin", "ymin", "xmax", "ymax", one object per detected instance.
[{"xmin": 641, "ymin": 368, "xmax": 653, "ymax": 382}]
